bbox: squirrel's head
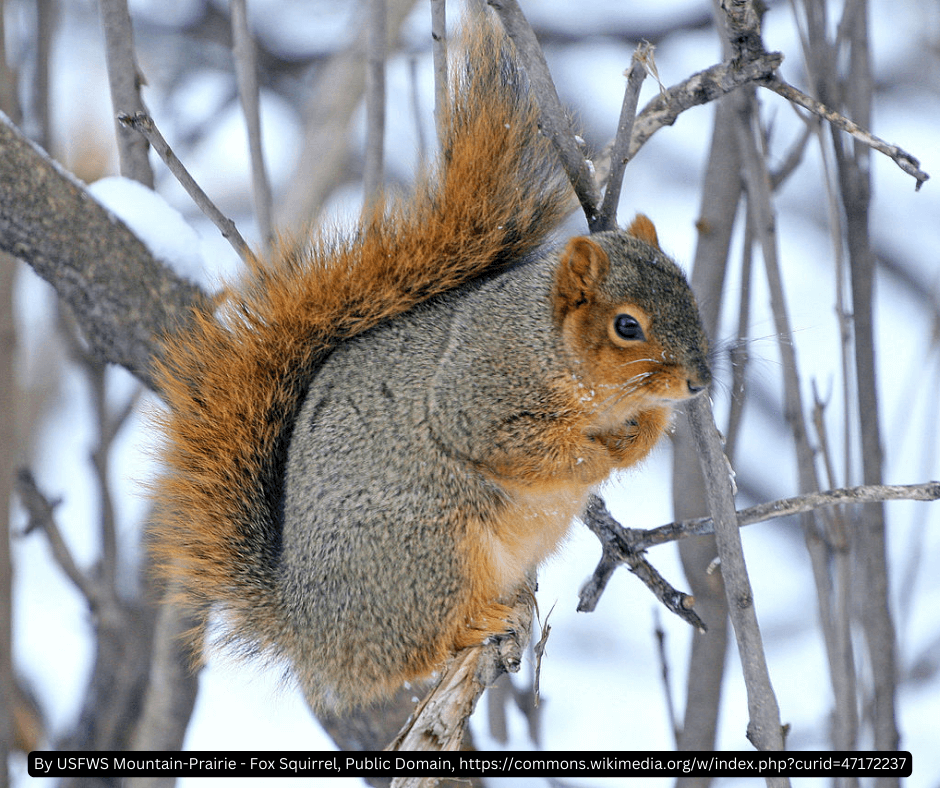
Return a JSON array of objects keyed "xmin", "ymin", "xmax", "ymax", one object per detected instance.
[{"xmin": 552, "ymin": 216, "xmax": 711, "ymax": 422}]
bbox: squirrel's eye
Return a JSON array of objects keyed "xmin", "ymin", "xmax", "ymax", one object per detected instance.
[{"xmin": 613, "ymin": 313, "xmax": 645, "ymax": 341}]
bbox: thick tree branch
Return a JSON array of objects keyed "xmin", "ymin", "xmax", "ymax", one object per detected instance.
[
  {"xmin": 388, "ymin": 584, "xmax": 534, "ymax": 760},
  {"xmin": 0, "ymin": 113, "xmax": 208, "ymax": 391},
  {"xmin": 628, "ymin": 51, "xmax": 783, "ymax": 160}
]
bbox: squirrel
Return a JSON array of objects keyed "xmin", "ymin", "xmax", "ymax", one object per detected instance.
[{"xmin": 150, "ymin": 12, "xmax": 711, "ymax": 713}]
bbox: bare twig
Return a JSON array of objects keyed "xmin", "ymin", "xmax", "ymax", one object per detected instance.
[
  {"xmin": 762, "ymin": 75, "xmax": 929, "ymax": 189},
  {"xmin": 581, "ymin": 454, "xmax": 937, "ymax": 630},
  {"xmin": 99, "ymin": 0, "xmax": 153, "ymax": 187},
  {"xmin": 811, "ymin": 382, "xmax": 839, "ymax": 493},
  {"xmin": 487, "ymin": 0, "xmax": 602, "ymax": 225},
  {"xmin": 654, "ymin": 612, "xmax": 681, "ymax": 747},
  {"xmin": 230, "ymin": 0, "xmax": 274, "ymax": 249},
  {"xmin": 83, "ymin": 342, "xmax": 120, "ymax": 589},
  {"xmin": 579, "ymin": 482, "xmax": 939, "ymax": 636},
  {"xmin": 628, "ymin": 51, "xmax": 783, "ymax": 160},
  {"xmin": 769, "ymin": 121, "xmax": 813, "ymax": 189},
  {"xmin": 636, "ymin": 482, "xmax": 940, "ymax": 551},
  {"xmin": 596, "ymin": 46, "xmax": 649, "ymax": 231},
  {"xmin": 724, "ymin": 212, "xmax": 754, "ymax": 463},
  {"xmin": 430, "ymin": 0, "xmax": 447, "ymax": 126},
  {"xmin": 118, "ymin": 111, "xmax": 251, "ymax": 262},
  {"xmin": 362, "ymin": 0, "xmax": 387, "ymax": 213},
  {"xmin": 579, "ymin": 495, "xmax": 705, "ymax": 631},
  {"xmin": 532, "ymin": 605, "xmax": 552, "ymax": 708},
  {"xmin": 15, "ymin": 470, "xmax": 100, "ymax": 607}
]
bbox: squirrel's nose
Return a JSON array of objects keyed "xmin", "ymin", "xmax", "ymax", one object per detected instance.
[
  {"xmin": 686, "ymin": 370, "xmax": 710, "ymax": 395},
  {"xmin": 686, "ymin": 359, "xmax": 712, "ymax": 395}
]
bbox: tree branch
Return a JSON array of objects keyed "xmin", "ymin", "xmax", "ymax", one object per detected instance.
[
  {"xmin": 230, "ymin": 0, "xmax": 274, "ymax": 248},
  {"xmin": 487, "ymin": 0, "xmax": 602, "ymax": 225},
  {"xmin": 627, "ymin": 51, "xmax": 783, "ymax": 160},
  {"xmin": 762, "ymin": 75, "xmax": 929, "ymax": 189},
  {"xmin": 388, "ymin": 583, "xmax": 534, "ymax": 760},
  {"xmin": 686, "ymin": 396, "xmax": 788, "ymax": 763},
  {"xmin": 15, "ymin": 470, "xmax": 100, "ymax": 608},
  {"xmin": 595, "ymin": 46, "xmax": 648, "ymax": 231},
  {"xmin": 0, "ymin": 113, "xmax": 207, "ymax": 391},
  {"xmin": 620, "ymin": 482, "xmax": 940, "ymax": 553},
  {"xmin": 99, "ymin": 0, "xmax": 153, "ymax": 186},
  {"xmin": 362, "ymin": 0, "xmax": 387, "ymax": 214},
  {"xmin": 118, "ymin": 111, "xmax": 252, "ymax": 261},
  {"xmin": 579, "ymin": 495, "xmax": 705, "ymax": 631},
  {"xmin": 430, "ymin": 0, "xmax": 447, "ymax": 127}
]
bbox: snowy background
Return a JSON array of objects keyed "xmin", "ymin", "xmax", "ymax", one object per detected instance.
[{"xmin": 6, "ymin": 0, "xmax": 940, "ymax": 786}]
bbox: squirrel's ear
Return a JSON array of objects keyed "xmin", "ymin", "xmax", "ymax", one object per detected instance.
[
  {"xmin": 626, "ymin": 214, "xmax": 660, "ymax": 249},
  {"xmin": 554, "ymin": 236, "xmax": 610, "ymax": 322}
]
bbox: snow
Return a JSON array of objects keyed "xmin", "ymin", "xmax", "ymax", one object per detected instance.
[{"xmin": 88, "ymin": 176, "xmax": 207, "ymax": 280}]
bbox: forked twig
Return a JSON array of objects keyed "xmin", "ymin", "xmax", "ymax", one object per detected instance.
[
  {"xmin": 580, "ymin": 495, "xmax": 705, "ymax": 631},
  {"xmin": 578, "ymin": 482, "xmax": 939, "ymax": 629},
  {"xmin": 16, "ymin": 470, "xmax": 99, "ymax": 606}
]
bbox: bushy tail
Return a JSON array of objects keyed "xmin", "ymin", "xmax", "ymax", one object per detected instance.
[{"xmin": 150, "ymin": 12, "xmax": 571, "ymax": 659}]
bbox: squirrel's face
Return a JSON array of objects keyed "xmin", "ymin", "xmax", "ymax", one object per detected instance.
[
  {"xmin": 561, "ymin": 298, "xmax": 709, "ymax": 425},
  {"xmin": 552, "ymin": 230, "xmax": 711, "ymax": 427}
]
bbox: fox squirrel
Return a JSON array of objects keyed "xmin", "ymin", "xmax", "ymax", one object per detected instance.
[{"xmin": 151, "ymin": 13, "xmax": 710, "ymax": 712}]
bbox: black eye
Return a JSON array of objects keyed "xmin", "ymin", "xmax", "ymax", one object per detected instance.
[{"xmin": 613, "ymin": 314, "xmax": 645, "ymax": 341}]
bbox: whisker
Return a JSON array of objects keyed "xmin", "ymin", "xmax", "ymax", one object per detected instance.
[{"xmin": 592, "ymin": 374, "xmax": 652, "ymax": 410}]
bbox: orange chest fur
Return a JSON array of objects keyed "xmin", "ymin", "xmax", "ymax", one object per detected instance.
[{"xmin": 469, "ymin": 476, "xmax": 591, "ymax": 600}]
